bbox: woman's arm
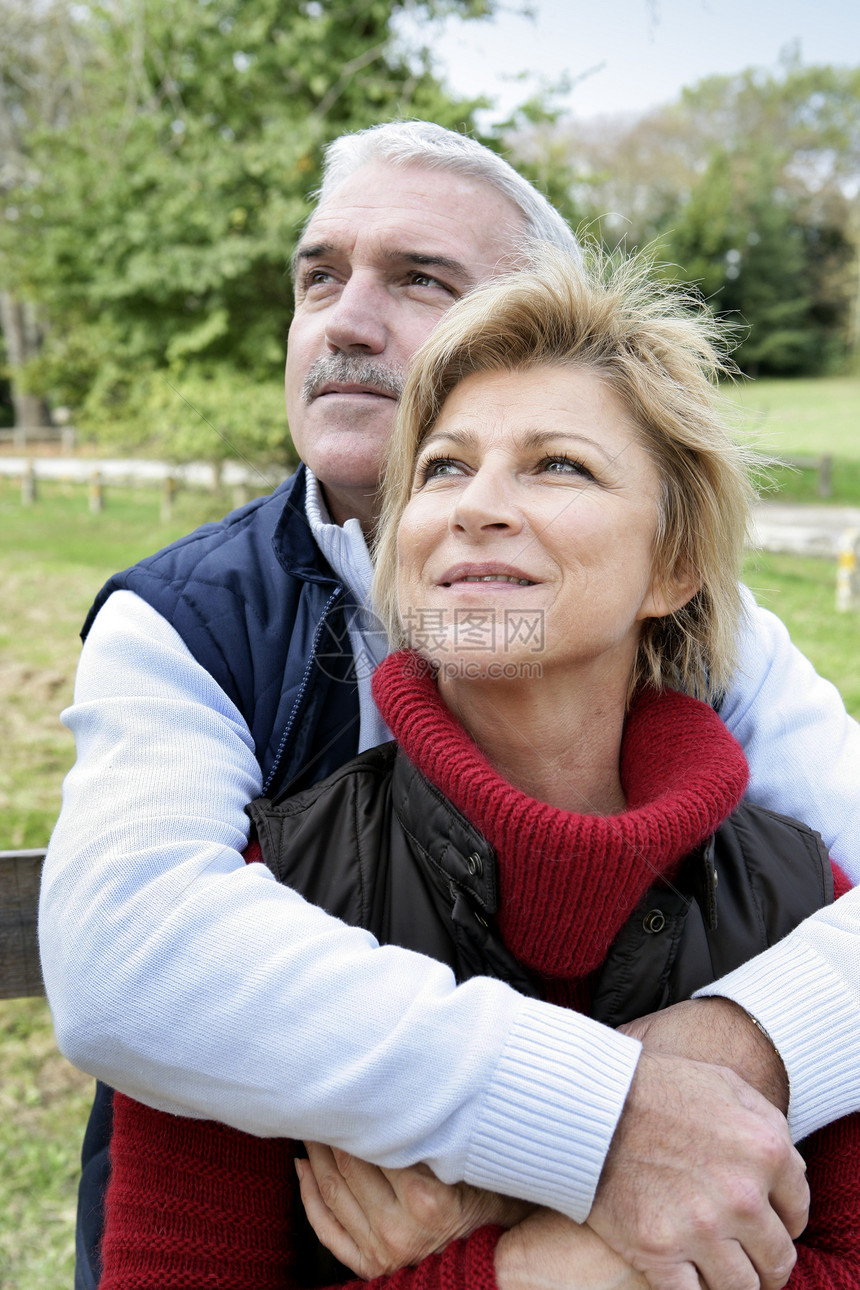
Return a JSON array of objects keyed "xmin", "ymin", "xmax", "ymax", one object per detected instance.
[
  {"xmin": 496, "ymin": 1211, "xmax": 649, "ymax": 1290},
  {"xmin": 100, "ymin": 1092, "xmax": 508, "ymax": 1290},
  {"xmin": 298, "ymin": 1146, "xmax": 649, "ymax": 1290}
]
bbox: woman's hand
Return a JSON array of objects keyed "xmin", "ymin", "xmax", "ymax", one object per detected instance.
[
  {"xmin": 296, "ymin": 1142, "xmax": 533, "ymax": 1278},
  {"xmin": 495, "ymin": 1208, "xmax": 652, "ymax": 1290}
]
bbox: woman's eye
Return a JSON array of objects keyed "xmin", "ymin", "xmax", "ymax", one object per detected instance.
[
  {"xmin": 541, "ymin": 455, "xmax": 594, "ymax": 480},
  {"xmin": 417, "ymin": 455, "xmax": 463, "ymax": 483}
]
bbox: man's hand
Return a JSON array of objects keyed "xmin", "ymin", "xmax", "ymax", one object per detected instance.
[
  {"xmin": 621, "ymin": 998, "xmax": 789, "ymax": 1113},
  {"xmin": 495, "ymin": 1208, "xmax": 650, "ymax": 1290},
  {"xmin": 296, "ymin": 1142, "xmax": 533, "ymax": 1278},
  {"xmin": 588, "ymin": 1049, "xmax": 809, "ymax": 1290}
]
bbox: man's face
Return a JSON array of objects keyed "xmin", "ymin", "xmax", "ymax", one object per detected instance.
[{"xmin": 285, "ymin": 160, "xmax": 527, "ymax": 528}]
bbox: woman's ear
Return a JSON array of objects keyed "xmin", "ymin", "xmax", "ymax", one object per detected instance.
[{"xmin": 639, "ymin": 559, "xmax": 701, "ymax": 621}]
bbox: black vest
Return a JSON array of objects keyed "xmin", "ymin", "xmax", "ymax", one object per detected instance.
[
  {"xmin": 247, "ymin": 742, "xmax": 832, "ymax": 1284},
  {"xmin": 249, "ymin": 742, "xmax": 834, "ymax": 1027}
]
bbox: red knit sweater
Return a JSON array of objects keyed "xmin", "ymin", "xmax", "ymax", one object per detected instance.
[{"xmin": 100, "ymin": 652, "xmax": 860, "ymax": 1290}]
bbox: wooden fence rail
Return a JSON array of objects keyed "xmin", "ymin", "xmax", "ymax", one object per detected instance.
[{"xmin": 0, "ymin": 849, "xmax": 46, "ymax": 999}]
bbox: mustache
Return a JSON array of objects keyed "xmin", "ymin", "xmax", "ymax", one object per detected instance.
[{"xmin": 301, "ymin": 354, "xmax": 405, "ymax": 404}]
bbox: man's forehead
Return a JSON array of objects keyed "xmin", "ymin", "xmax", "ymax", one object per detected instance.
[{"xmin": 296, "ymin": 162, "xmax": 524, "ymax": 272}]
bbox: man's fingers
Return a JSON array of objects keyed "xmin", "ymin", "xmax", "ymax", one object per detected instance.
[
  {"xmin": 590, "ymin": 1053, "xmax": 808, "ymax": 1290},
  {"xmin": 634, "ymin": 1176, "xmax": 799, "ymax": 1290},
  {"xmin": 693, "ymin": 1228, "xmax": 796, "ymax": 1290},
  {"xmin": 742, "ymin": 1196, "xmax": 800, "ymax": 1290},
  {"xmin": 642, "ymin": 1264, "xmax": 704, "ymax": 1290},
  {"xmin": 769, "ymin": 1144, "xmax": 809, "ymax": 1241}
]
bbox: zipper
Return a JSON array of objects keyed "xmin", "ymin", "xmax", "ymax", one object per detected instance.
[{"xmin": 262, "ymin": 585, "xmax": 345, "ymax": 796}]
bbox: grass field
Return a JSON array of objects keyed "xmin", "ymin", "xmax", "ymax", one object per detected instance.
[
  {"xmin": 724, "ymin": 374, "xmax": 860, "ymax": 504},
  {"xmin": 725, "ymin": 374, "xmax": 860, "ymax": 459},
  {"xmin": 1, "ymin": 478, "xmax": 236, "ymax": 1288},
  {"xmin": 2, "ymin": 385, "xmax": 859, "ymax": 1288}
]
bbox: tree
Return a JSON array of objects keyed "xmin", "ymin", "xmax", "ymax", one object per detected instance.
[
  {"xmin": 0, "ymin": 0, "xmax": 504, "ymax": 461},
  {"xmin": 0, "ymin": 0, "xmax": 96, "ymax": 431},
  {"xmin": 525, "ymin": 55, "xmax": 860, "ymax": 375}
]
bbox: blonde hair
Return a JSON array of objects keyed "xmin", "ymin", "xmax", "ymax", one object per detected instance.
[{"xmin": 373, "ymin": 243, "xmax": 757, "ymax": 702}]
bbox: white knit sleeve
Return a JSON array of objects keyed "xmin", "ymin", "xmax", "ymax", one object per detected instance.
[
  {"xmin": 721, "ymin": 587, "xmax": 860, "ymax": 877},
  {"xmin": 704, "ymin": 587, "xmax": 860, "ymax": 1137}
]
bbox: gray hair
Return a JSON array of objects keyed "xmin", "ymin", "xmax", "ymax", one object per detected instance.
[{"xmin": 316, "ymin": 120, "xmax": 581, "ymax": 262}]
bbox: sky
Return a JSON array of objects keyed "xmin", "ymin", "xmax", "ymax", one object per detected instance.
[{"xmin": 426, "ymin": 0, "xmax": 860, "ymax": 122}]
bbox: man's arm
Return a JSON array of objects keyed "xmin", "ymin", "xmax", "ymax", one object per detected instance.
[
  {"xmin": 40, "ymin": 589, "xmax": 640, "ymax": 1219},
  {"xmin": 693, "ymin": 896, "xmax": 860, "ymax": 1141},
  {"xmin": 722, "ymin": 589, "xmax": 860, "ymax": 877},
  {"xmin": 685, "ymin": 592, "xmax": 860, "ymax": 1140}
]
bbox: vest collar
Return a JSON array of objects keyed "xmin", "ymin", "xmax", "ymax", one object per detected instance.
[{"xmin": 270, "ymin": 465, "xmax": 342, "ymax": 586}]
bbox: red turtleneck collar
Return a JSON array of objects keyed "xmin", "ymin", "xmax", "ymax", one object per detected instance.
[{"xmin": 372, "ymin": 651, "xmax": 749, "ymax": 983}]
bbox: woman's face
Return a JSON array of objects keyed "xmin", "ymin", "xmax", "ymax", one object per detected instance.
[{"xmin": 396, "ymin": 364, "xmax": 684, "ymax": 688}]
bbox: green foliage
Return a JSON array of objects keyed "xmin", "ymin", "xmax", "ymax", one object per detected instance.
[
  {"xmin": 547, "ymin": 57, "xmax": 860, "ymax": 377},
  {"xmin": 0, "ymin": 0, "xmax": 500, "ymax": 459},
  {"xmin": 0, "ymin": 475, "xmax": 229, "ymax": 1290},
  {"xmin": 0, "ymin": 475, "xmax": 236, "ymax": 849},
  {"xmin": 85, "ymin": 366, "xmax": 296, "ymax": 470},
  {"xmin": 0, "ymin": 996, "xmax": 94, "ymax": 1289},
  {"xmin": 661, "ymin": 148, "xmax": 841, "ymax": 375}
]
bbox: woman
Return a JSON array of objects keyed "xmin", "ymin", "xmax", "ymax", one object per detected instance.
[{"xmin": 99, "ymin": 246, "xmax": 857, "ymax": 1290}]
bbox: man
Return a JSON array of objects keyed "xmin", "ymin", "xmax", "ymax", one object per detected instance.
[{"xmin": 40, "ymin": 122, "xmax": 860, "ymax": 1290}]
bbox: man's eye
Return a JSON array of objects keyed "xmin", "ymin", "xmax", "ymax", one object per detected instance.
[
  {"xmin": 541, "ymin": 455, "xmax": 595, "ymax": 480},
  {"xmin": 408, "ymin": 272, "xmax": 454, "ymax": 294},
  {"xmin": 301, "ymin": 267, "xmax": 337, "ymax": 291}
]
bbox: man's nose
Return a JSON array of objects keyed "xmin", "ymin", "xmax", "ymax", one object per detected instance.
[{"xmin": 324, "ymin": 274, "xmax": 387, "ymax": 355}]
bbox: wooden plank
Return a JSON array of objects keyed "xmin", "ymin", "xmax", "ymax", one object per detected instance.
[{"xmin": 0, "ymin": 850, "xmax": 46, "ymax": 998}]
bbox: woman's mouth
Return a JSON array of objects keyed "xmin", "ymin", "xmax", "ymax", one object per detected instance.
[
  {"xmin": 439, "ymin": 564, "xmax": 538, "ymax": 588},
  {"xmin": 451, "ymin": 574, "xmax": 535, "ymax": 586}
]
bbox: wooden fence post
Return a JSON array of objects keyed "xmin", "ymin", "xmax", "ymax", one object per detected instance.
[
  {"xmin": 88, "ymin": 469, "xmax": 104, "ymax": 514},
  {"xmin": 161, "ymin": 474, "xmax": 177, "ymax": 522},
  {"xmin": 817, "ymin": 455, "xmax": 833, "ymax": 499},
  {"xmin": 21, "ymin": 460, "xmax": 37, "ymax": 505}
]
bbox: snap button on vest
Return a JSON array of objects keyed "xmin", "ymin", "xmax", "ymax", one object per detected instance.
[
  {"xmin": 467, "ymin": 852, "xmax": 484, "ymax": 877},
  {"xmin": 643, "ymin": 909, "xmax": 666, "ymax": 934}
]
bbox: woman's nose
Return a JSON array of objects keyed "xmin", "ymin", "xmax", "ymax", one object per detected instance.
[
  {"xmin": 324, "ymin": 274, "xmax": 387, "ymax": 355},
  {"xmin": 450, "ymin": 466, "xmax": 524, "ymax": 536}
]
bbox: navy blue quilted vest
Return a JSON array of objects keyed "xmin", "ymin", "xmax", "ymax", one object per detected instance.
[
  {"xmin": 75, "ymin": 466, "xmax": 361, "ymax": 1289},
  {"xmin": 83, "ymin": 464, "xmax": 361, "ymax": 795}
]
